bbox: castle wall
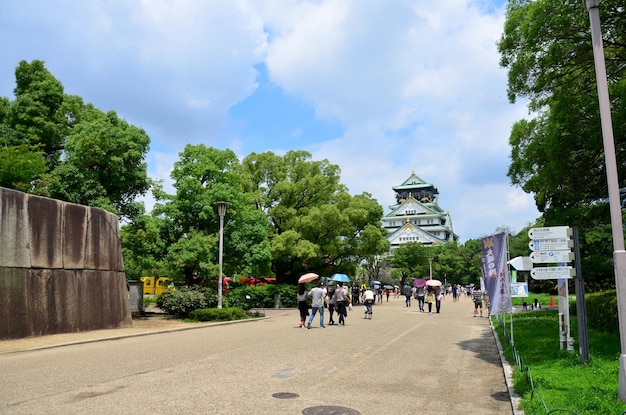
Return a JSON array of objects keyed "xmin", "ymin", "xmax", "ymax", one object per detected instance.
[{"xmin": 0, "ymin": 187, "xmax": 131, "ymax": 340}]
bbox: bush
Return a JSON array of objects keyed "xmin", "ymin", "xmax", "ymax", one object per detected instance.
[
  {"xmin": 189, "ymin": 307, "xmax": 250, "ymax": 322},
  {"xmin": 157, "ymin": 287, "xmax": 217, "ymax": 318},
  {"xmin": 583, "ymin": 290, "xmax": 618, "ymax": 333},
  {"xmin": 226, "ymin": 284, "xmax": 299, "ymax": 310}
]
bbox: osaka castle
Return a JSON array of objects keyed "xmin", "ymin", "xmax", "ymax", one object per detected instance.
[{"xmin": 382, "ymin": 171, "xmax": 459, "ymax": 253}]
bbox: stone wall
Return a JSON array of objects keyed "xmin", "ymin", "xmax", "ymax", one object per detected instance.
[{"xmin": 0, "ymin": 187, "xmax": 131, "ymax": 340}]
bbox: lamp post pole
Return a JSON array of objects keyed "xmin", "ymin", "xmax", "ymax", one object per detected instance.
[
  {"xmin": 217, "ymin": 201, "xmax": 229, "ymax": 309},
  {"xmin": 429, "ymin": 258, "xmax": 433, "ymax": 280},
  {"xmin": 585, "ymin": 0, "xmax": 626, "ymax": 400}
]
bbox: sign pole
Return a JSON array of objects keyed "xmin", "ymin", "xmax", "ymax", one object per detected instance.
[
  {"xmin": 573, "ymin": 227, "xmax": 589, "ymax": 363},
  {"xmin": 585, "ymin": 0, "xmax": 626, "ymax": 400}
]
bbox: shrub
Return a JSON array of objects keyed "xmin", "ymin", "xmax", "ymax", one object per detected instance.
[
  {"xmin": 226, "ymin": 284, "xmax": 299, "ymax": 310},
  {"xmin": 189, "ymin": 307, "xmax": 250, "ymax": 322},
  {"xmin": 584, "ymin": 290, "xmax": 618, "ymax": 333},
  {"xmin": 157, "ymin": 287, "xmax": 211, "ymax": 318}
]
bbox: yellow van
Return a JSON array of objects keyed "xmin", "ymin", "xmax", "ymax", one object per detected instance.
[{"xmin": 140, "ymin": 277, "xmax": 174, "ymax": 296}]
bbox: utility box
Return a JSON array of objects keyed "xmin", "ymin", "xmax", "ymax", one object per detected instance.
[{"xmin": 128, "ymin": 280, "xmax": 144, "ymax": 314}]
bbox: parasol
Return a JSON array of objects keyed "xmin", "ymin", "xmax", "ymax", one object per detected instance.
[
  {"xmin": 426, "ymin": 279, "xmax": 442, "ymax": 287},
  {"xmin": 298, "ymin": 272, "xmax": 319, "ymax": 284},
  {"xmin": 412, "ymin": 278, "xmax": 427, "ymax": 288},
  {"xmin": 330, "ymin": 273, "xmax": 350, "ymax": 283}
]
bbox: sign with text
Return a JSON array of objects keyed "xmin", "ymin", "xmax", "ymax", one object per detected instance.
[
  {"xmin": 529, "ymin": 238, "xmax": 573, "ymax": 252},
  {"xmin": 528, "ymin": 226, "xmax": 572, "ymax": 240},
  {"xmin": 530, "ymin": 266, "xmax": 575, "ymax": 280},
  {"xmin": 530, "ymin": 250, "xmax": 575, "ymax": 264}
]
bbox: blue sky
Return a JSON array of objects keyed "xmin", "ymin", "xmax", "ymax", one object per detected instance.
[{"xmin": 0, "ymin": 0, "xmax": 539, "ymax": 242}]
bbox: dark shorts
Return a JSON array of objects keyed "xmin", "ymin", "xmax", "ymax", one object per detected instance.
[{"xmin": 474, "ymin": 301, "xmax": 483, "ymax": 308}]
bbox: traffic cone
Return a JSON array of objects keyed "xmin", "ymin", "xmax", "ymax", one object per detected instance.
[{"xmin": 550, "ymin": 296, "xmax": 555, "ymax": 307}]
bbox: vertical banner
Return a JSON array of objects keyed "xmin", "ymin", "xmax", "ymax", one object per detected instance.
[{"xmin": 480, "ymin": 232, "xmax": 512, "ymax": 315}]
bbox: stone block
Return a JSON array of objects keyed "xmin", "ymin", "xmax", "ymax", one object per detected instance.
[
  {"xmin": 28, "ymin": 194, "xmax": 63, "ymax": 269},
  {"xmin": 63, "ymin": 203, "xmax": 88, "ymax": 269},
  {"xmin": 85, "ymin": 208, "xmax": 124, "ymax": 271},
  {"xmin": 0, "ymin": 187, "xmax": 31, "ymax": 268}
]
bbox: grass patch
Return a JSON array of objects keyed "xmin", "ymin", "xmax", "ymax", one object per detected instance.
[{"xmin": 494, "ymin": 309, "xmax": 626, "ymax": 414}]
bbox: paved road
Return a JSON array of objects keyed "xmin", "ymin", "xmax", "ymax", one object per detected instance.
[{"xmin": 0, "ymin": 295, "xmax": 517, "ymax": 414}]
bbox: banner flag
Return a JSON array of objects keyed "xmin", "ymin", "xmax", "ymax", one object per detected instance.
[{"xmin": 480, "ymin": 232, "xmax": 512, "ymax": 315}]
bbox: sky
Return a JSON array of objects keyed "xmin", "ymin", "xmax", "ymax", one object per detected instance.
[{"xmin": 0, "ymin": 0, "xmax": 540, "ymax": 243}]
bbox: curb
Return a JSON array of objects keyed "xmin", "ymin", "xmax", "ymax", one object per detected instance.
[
  {"xmin": 490, "ymin": 317, "xmax": 525, "ymax": 415},
  {"xmin": 0, "ymin": 316, "xmax": 269, "ymax": 355}
]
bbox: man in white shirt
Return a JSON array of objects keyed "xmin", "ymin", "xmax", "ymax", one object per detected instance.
[{"xmin": 307, "ymin": 281, "xmax": 328, "ymax": 328}]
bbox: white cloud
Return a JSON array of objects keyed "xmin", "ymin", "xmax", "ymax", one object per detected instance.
[{"xmin": 0, "ymin": 0, "xmax": 540, "ymax": 242}]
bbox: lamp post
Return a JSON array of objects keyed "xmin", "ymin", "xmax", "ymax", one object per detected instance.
[
  {"xmin": 217, "ymin": 201, "xmax": 229, "ymax": 309},
  {"xmin": 585, "ymin": 0, "xmax": 626, "ymax": 400},
  {"xmin": 428, "ymin": 258, "xmax": 433, "ymax": 280}
]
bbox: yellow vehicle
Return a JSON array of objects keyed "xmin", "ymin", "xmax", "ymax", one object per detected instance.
[{"xmin": 140, "ymin": 277, "xmax": 175, "ymax": 296}]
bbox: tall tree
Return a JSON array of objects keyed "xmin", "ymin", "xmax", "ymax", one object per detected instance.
[
  {"xmin": 498, "ymin": 0, "xmax": 626, "ymax": 289},
  {"xmin": 499, "ymin": 0, "xmax": 626, "ymax": 218},
  {"xmin": 240, "ymin": 150, "xmax": 389, "ymax": 283},
  {"xmin": 0, "ymin": 60, "xmax": 151, "ymax": 221},
  {"xmin": 152, "ymin": 145, "xmax": 272, "ymax": 285}
]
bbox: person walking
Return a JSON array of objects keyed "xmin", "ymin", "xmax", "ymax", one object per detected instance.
[
  {"xmin": 416, "ymin": 285, "xmax": 425, "ymax": 312},
  {"xmin": 473, "ymin": 289, "xmax": 483, "ymax": 317},
  {"xmin": 436, "ymin": 290, "xmax": 443, "ymax": 313},
  {"xmin": 297, "ymin": 283, "xmax": 309, "ymax": 328},
  {"xmin": 403, "ymin": 283, "xmax": 412, "ymax": 307},
  {"xmin": 307, "ymin": 281, "xmax": 327, "ymax": 328},
  {"xmin": 334, "ymin": 282, "xmax": 350, "ymax": 326},
  {"xmin": 327, "ymin": 287, "xmax": 336, "ymax": 325},
  {"xmin": 426, "ymin": 288, "xmax": 436, "ymax": 313}
]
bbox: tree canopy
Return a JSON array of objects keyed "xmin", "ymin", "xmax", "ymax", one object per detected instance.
[
  {"xmin": 0, "ymin": 60, "xmax": 151, "ymax": 220},
  {"xmin": 498, "ymin": 0, "xmax": 626, "ymax": 290}
]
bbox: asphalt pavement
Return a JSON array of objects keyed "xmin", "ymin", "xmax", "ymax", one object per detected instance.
[{"xmin": 0, "ymin": 293, "xmax": 524, "ymax": 414}]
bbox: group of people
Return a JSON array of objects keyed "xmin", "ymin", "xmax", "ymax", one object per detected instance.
[
  {"xmin": 297, "ymin": 281, "xmax": 351, "ymax": 328},
  {"xmin": 401, "ymin": 283, "xmax": 444, "ymax": 313}
]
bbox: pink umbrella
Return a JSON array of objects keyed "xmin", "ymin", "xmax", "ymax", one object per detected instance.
[
  {"xmin": 426, "ymin": 279, "xmax": 442, "ymax": 287},
  {"xmin": 298, "ymin": 272, "xmax": 319, "ymax": 284},
  {"xmin": 412, "ymin": 278, "xmax": 427, "ymax": 288}
]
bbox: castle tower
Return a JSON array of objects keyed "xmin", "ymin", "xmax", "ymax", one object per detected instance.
[{"xmin": 382, "ymin": 170, "xmax": 458, "ymax": 253}]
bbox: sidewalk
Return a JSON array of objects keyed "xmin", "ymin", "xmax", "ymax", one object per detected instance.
[{"xmin": 0, "ymin": 308, "xmax": 292, "ymax": 354}]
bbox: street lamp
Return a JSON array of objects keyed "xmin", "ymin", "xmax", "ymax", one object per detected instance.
[
  {"xmin": 585, "ymin": 0, "xmax": 626, "ymax": 400},
  {"xmin": 429, "ymin": 258, "xmax": 433, "ymax": 280},
  {"xmin": 217, "ymin": 201, "xmax": 229, "ymax": 309}
]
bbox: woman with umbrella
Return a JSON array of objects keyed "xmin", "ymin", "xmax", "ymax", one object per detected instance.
[
  {"xmin": 296, "ymin": 273, "xmax": 318, "ymax": 328},
  {"xmin": 297, "ymin": 283, "xmax": 309, "ymax": 328}
]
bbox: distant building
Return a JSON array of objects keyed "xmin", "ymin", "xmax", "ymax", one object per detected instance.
[{"xmin": 382, "ymin": 170, "xmax": 459, "ymax": 254}]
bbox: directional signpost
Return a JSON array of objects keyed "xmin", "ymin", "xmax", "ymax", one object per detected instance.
[
  {"xmin": 528, "ymin": 226, "xmax": 572, "ymax": 240},
  {"xmin": 530, "ymin": 250, "xmax": 575, "ymax": 264},
  {"xmin": 528, "ymin": 226, "xmax": 576, "ymax": 353},
  {"xmin": 530, "ymin": 266, "xmax": 575, "ymax": 280},
  {"xmin": 529, "ymin": 238, "xmax": 573, "ymax": 252}
]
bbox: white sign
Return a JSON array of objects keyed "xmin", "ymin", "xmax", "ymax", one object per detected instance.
[
  {"xmin": 528, "ymin": 226, "xmax": 571, "ymax": 240},
  {"xmin": 529, "ymin": 238, "xmax": 573, "ymax": 251},
  {"xmin": 530, "ymin": 250, "xmax": 574, "ymax": 264},
  {"xmin": 530, "ymin": 266, "xmax": 575, "ymax": 280}
]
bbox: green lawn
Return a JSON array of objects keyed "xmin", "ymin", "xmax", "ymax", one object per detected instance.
[{"xmin": 494, "ymin": 301, "xmax": 626, "ymax": 415}]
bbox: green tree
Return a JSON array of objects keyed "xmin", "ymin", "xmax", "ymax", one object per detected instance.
[
  {"xmin": 391, "ymin": 242, "xmax": 430, "ymax": 285},
  {"xmin": 240, "ymin": 150, "xmax": 389, "ymax": 284},
  {"xmin": 498, "ymin": 0, "xmax": 626, "ymax": 289},
  {"xmin": 43, "ymin": 110, "xmax": 151, "ymax": 219},
  {"xmin": 151, "ymin": 145, "xmax": 272, "ymax": 286},
  {"xmin": 0, "ymin": 60, "xmax": 151, "ymax": 221}
]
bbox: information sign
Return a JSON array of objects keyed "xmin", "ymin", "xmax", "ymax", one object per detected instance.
[
  {"xmin": 528, "ymin": 226, "xmax": 572, "ymax": 240},
  {"xmin": 530, "ymin": 266, "xmax": 575, "ymax": 280},
  {"xmin": 529, "ymin": 238, "xmax": 573, "ymax": 252},
  {"xmin": 530, "ymin": 250, "xmax": 574, "ymax": 264}
]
